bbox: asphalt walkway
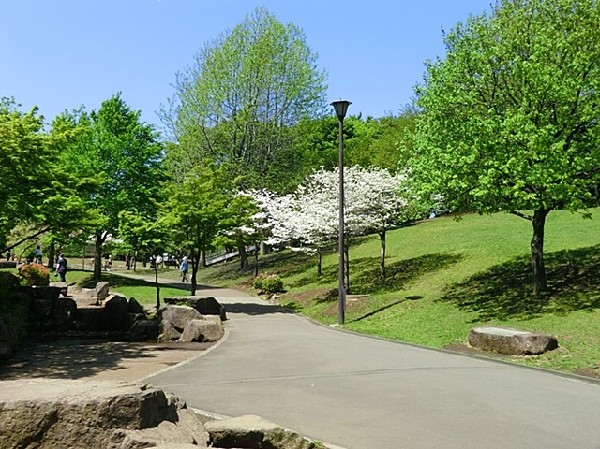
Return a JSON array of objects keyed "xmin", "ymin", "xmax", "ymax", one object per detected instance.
[{"xmin": 144, "ymin": 284, "xmax": 600, "ymax": 449}]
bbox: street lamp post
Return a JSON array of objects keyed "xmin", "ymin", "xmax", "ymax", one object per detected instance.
[{"xmin": 331, "ymin": 99, "xmax": 351, "ymax": 325}]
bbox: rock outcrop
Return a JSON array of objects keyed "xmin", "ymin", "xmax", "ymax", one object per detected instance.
[
  {"xmin": 158, "ymin": 305, "xmax": 224, "ymax": 343},
  {"xmin": 0, "ymin": 380, "xmax": 320, "ymax": 449}
]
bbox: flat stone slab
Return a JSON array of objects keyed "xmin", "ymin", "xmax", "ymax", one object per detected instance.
[{"xmin": 469, "ymin": 326, "xmax": 558, "ymax": 355}]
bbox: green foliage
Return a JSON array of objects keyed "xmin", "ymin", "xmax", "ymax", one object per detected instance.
[
  {"xmin": 411, "ymin": 0, "xmax": 599, "ymax": 294},
  {"xmin": 165, "ymin": 7, "xmax": 327, "ymax": 191},
  {"xmin": 253, "ymin": 273, "xmax": 285, "ymax": 295},
  {"xmin": 412, "ymin": 0, "xmax": 599, "ymax": 213},
  {"xmin": 56, "ymin": 94, "xmax": 166, "ymax": 278},
  {"xmin": 19, "ymin": 263, "xmax": 50, "ymax": 286}
]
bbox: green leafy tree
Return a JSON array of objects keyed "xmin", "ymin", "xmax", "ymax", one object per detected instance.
[
  {"xmin": 164, "ymin": 7, "xmax": 327, "ymax": 190},
  {"xmin": 412, "ymin": 0, "xmax": 599, "ymax": 295},
  {"xmin": 118, "ymin": 211, "xmax": 167, "ymax": 271},
  {"xmin": 0, "ymin": 98, "xmax": 92, "ymax": 257},
  {"xmin": 59, "ymin": 94, "xmax": 166, "ymax": 280},
  {"xmin": 163, "ymin": 164, "xmax": 230, "ymax": 295}
]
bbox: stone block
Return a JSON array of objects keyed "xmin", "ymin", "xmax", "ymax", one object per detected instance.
[
  {"xmin": 159, "ymin": 305, "xmax": 202, "ymax": 332},
  {"xmin": 158, "ymin": 320, "xmax": 182, "ymax": 342},
  {"xmin": 129, "ymin": 319, "xmax": 159, "ymax": 342},
  {"xmin": 103, "ymin": 295, "xmax": 130, "ymax": 331},
  {"xmin": 468, "ymin": 326, "xmax": 558, "ymax": 355},
  {"xmin": 164, "ymin": 296, "xmax": 227, "ymax": 321},
  {"xmin": 96, "ymin": 281, "xmax": 111, "ymax": 301},
  {"xmin": 0, "ymin": 380, "xmax": 179, "ymax": 449},
  {"xmin": 127, "ymin": 297, "xmax": 145, "ymax": 314},
  {"xmin": 179, "ymin": 319, "xmax": 223, "ymax": 343},
  {"xmin": 205, "ymin": 415, "xmax": 317, "ymax": 449}
]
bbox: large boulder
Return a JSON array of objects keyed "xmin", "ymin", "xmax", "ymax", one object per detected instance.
[
  {"xmin": 129, "ymin": 319, "xmax": 159, "ymax": 342},
  {"xmin": 103, "ymin": 295, "xmax": 130, "ymax": 331},
  {"xmin": 96, "ymin": 281, "xmax": 111, "ymax": 301},
  {"xmin": 164, "ymin": 296, "xmax": 227, "ymax": 321},
  {"xmin": 158, "ymin": 320, "xmax": 182, "ymax": 342},
  {"xmin": 159, "ymin": 305, "xmax": 202, "ymax": 332},
  {"xmin": 111, "ymin": 409, "xmax": 210, "ymax": 448},
  {"xmin": 0, "ymin": 380, "xmax": 181, "ymax": 449},
  {"xmin": 205, "ymin": 415, "xmax": 317, "ymax": 449},
  {"xmin": 468, "ymin": 326, "xmax": 558, "ymax": 355},
  {"xmin": 179, "ymin": 317, "xmax": 224, "ymax": 343}
]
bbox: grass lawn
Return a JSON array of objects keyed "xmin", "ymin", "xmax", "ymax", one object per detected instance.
[
  {"xmin": 2, "ymin": 209, "xmax": 598, "ymax": 377},
  {"xmin": 192, "ymin": 209, "xmax": 600, "ymax": 377}
]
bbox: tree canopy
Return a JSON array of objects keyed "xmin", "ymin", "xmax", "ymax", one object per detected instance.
[
  {"xmin": 411, "ymin": 0, "xmax": 599, "ymax": 294},
  {"xmin": 164, "ymin": 7, "xmax": 328, "ymax": 190}
]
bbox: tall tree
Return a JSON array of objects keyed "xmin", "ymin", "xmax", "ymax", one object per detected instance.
[
  {"xmin": 163, "ymin": 164, "xmax": 238, "ymax": 295},
  {"xmin": 0, "ymin": 98, "xmax": 91, "ymax": 256},
  {"xmin": 60, "ymin": 94, "xmax": 165, "ymax": 280},
  {"xmin": 412, "ymin": 0, "xmax": 599, "ymax": 295},
  {"xmin": 164, "ymin": 7, "xmax": 327, "ymax": 190}
]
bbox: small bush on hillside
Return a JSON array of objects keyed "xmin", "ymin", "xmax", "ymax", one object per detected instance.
[
  {"xmin": 253, "ymin": 273, "xmax": 285, "ymax": 295},
  {"xmin": 19, "ymin": 263, "xmax": 50, "ymax": 287}
]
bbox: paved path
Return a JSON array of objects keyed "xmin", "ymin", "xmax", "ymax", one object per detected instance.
[{"xmin": 144, "ymin": 285, "xmax": 600, "ymax": 449}]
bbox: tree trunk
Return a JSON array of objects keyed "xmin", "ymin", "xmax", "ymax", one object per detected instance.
[
  {"xmin": 238, "ymin": 243, "xmax": 249, "ymax": 271},
  {"xmin": 379, "ymin": 230, "xmax": 386, "ymax": 280},
  {"xmin": 317, "ymin": 248, "xmax": 322, "ymax": 277},
  {"xmin": 254, "ymin": 243, "xmax": 259, "ymax": 277},
  {"xmin": 344, "ymin": 235, "xmax": 350, "ymax": 294},
  {"xmin": 531, "ymin": 209, "xmax": 549, "ymax": 296},
  {"xmin": 47, "ymin": 239, "xmax": 56, "ymax": 270},
  {"xmin": 200, "ymin": 250, "xmax": 206, "ymax": 268},
  {"xmin": 94, "ymin": 233, "xmax": 104, "ymax": 281},
  {"xmin": 190, "ymin": 251, "xmax": 200, "ymax": 296}
]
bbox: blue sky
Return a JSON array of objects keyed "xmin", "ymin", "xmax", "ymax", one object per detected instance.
[{"xmin": 0, "ymin": 0, "xmax": 491, "ymax": 128}]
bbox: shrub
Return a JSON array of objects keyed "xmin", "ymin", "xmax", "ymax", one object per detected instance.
[
  {"xmin": 19, "ymin": 263, "xmax": 50, "ymax": 287},
  {"xmin": 253, "ymin": 273, "xmax": 284, "ymax": 295}
]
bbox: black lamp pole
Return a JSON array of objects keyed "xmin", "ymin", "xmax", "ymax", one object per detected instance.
[{"xmin": 331, "ymin": 100, "xmax": 351, "ymax": 325}]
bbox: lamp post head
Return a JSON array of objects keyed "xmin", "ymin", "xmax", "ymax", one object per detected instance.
[{"xmin": 331, "ymin": 100, "xmax": 352, "ymax": 121}]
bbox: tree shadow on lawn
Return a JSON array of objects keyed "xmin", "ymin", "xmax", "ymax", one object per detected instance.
[
  {"xmin": 350, "ymin": 252, "xmax": 464, "ymax": 295},
  {"xmin": 440, "ymin": 245, "xmax": 600, "ymax": 321},
  {"xmin": 292, "ymin": 252, "xmax": 464, "ymax": 298}
]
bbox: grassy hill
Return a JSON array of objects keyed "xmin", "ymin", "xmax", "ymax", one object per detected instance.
[{"xmin": 195, "ymin": 209, "xmax": 600, "ymax": 377}]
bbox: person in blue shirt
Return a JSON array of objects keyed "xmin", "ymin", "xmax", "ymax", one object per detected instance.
[{"xmin": 180, "ymin": 256, "xmax": 188, "ymax": 282}]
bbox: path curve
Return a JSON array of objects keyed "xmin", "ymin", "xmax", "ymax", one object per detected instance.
[{"xmin": 132, "ymin": 275, "xmax": 600, "ymax": 449}]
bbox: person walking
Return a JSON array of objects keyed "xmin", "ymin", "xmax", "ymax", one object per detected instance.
[
  {"xmin": 34, "ymin": 245, "xmax": 43, "ymax": 264},
  {"xmin": 180, "ymin": 256, "xmax": 188, "ymax": 282},
  {"xmin": 55, "ymin": 253, "xmax": 68, "ymax": 283}
]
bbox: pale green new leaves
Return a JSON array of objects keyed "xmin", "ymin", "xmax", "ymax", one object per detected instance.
[{"xmin": 412, "ymin": 0, "xmax": 599, "ymax": 213}]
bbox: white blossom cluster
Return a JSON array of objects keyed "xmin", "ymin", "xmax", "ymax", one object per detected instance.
[{"xmin": 242, "ymin": 166, "xmax": 412, "ymax": 252}]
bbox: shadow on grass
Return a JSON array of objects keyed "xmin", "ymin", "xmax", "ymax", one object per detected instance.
[
  {"xmin": 348, "ymin": 300, "xmax": 404, "ymax": 323},
  {"xmin": 350, "ymin": 253, "xmax": 464, "ymax": 295},
  {"xmin": 441, "ymin": 245, "xmax": 600, "ymax": 321}
]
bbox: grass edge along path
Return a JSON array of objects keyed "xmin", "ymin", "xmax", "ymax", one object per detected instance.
[{"xmin": 193, "ymin": 210, "xmax": 600, "ymax": 378}]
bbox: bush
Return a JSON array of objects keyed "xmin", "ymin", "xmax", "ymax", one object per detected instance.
[
  {"xmin": 253, "ymin": 273, "xmax": 284, "ymax": 295},
  {"xmin": 19, "ymin": 263, "xmax": 50, "ymax": 287}
]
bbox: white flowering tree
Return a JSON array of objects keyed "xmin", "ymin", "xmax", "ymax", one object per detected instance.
[{"xmin": 247, "ymin": 166, "xmax": 413, "ymax": 283}]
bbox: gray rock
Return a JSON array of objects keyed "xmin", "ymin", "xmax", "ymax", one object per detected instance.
[
  {"xmin": 129, "ymin": 319, "xmax": 159, "ymax": 342},
  {"xmin": 96, "ymin": 281, "xmax": 111, "ymax": 301},
  {"xmin": 204, "ymin": 415, "xmax": 317, "ymax": 449},
  {"xmin": 0, "ymin": 380, "xmax": 179, "ymax": 449},
  {"xmin": 112, "ymin": 421, "xmax": 197, "ymax": 449},
  {"xmin": 164, "ymin": 296, "xmax": 227, "ymax": 321},
  {"xmin": 176, "ymin": 408, "xmax": 210, "ymax": 446},
  {"xmin": 158, "ymin": 320, "xmax": 182, "ymax": 342},
  {"xmin": 179, "ymin": 318, "xmax": 223, "ymax": 343},
  {"xmin": 103, "ymin": 295, "xmax": 130, "ymax": 331},
  {"xmin": 468, "ymin": 326, "xmax": 559, "ymax": 355},
  {"xmin": 127, "ymin": 297, "xmax": 145, "ymax": 314},
  {"xmin": 159, "ymin": 305, "xmax": 202, "ymax": 332}
]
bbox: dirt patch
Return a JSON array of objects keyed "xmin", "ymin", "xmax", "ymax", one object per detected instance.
[{"xmin": 283, "ymin": 288, "xmax": 336, "ymax": 307}]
